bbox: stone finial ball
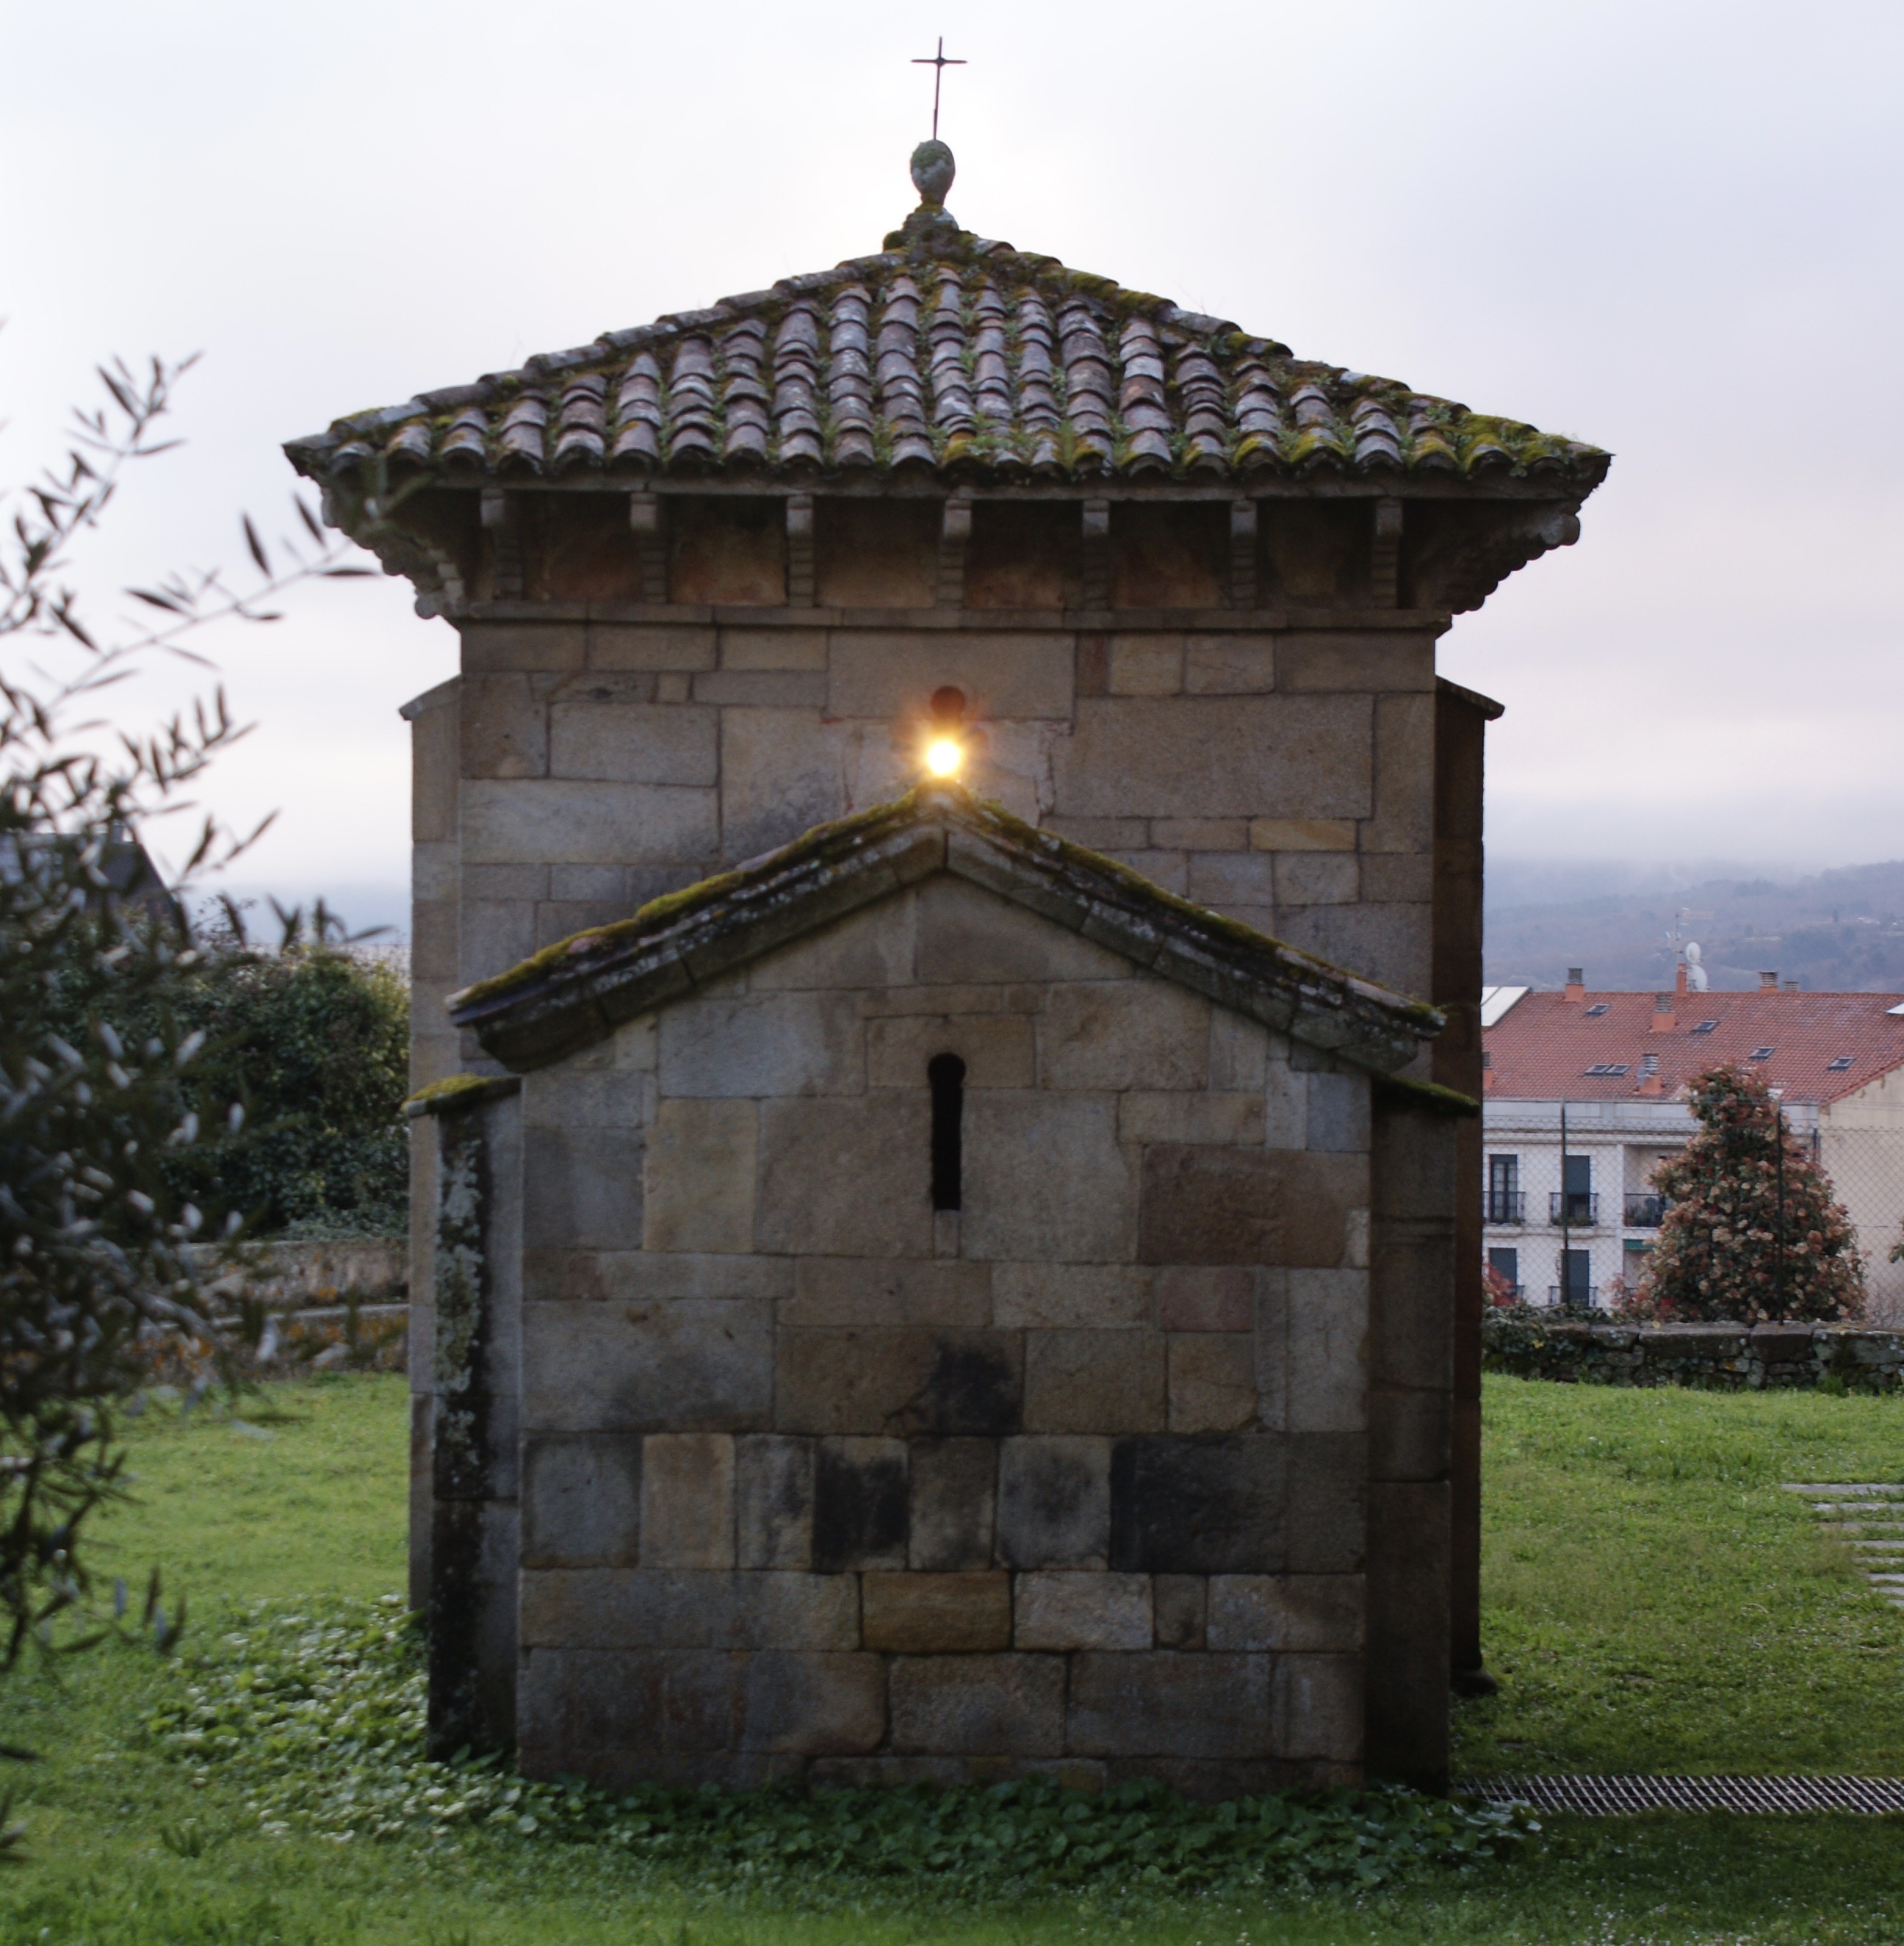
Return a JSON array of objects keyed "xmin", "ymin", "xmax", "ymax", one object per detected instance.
[{"xmin": 910, "ymin": 140, "xmax": 956, "ymax": 206}]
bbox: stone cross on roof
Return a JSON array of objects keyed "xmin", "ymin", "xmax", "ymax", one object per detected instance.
[{"xmin": 912, "ymin": 36, "xmax": 965, "ymax": 141}]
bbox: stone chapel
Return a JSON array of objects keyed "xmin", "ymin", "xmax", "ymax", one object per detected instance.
[{"xmin": 289, "ymin": 143, "xmax": 1606, "ymax": 1797}]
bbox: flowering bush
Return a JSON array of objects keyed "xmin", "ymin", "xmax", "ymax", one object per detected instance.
[{"xmin": 1644, "ymin": 1064, "xmax": 1863, "ymax": 1323}]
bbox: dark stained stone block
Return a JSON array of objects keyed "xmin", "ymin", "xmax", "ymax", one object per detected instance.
[
  {"xmin": 1153, "ymin": 1574, "xmax": 1207, "ymax": 1650},
  {"xmin": 909, "ymin": 1438, "xmax": 998, "ymax": 1571},
  {"xmin": 736, "ymin": 1435, "xmax": 815, "ymax": 1571},
  {"xmin": 1365, "ymin": 1478, "xmax": 1449, "ymax": 1787},
  {"xmin": 1367, "ymin": 1385, "xmax": 1448, "ymax": 1484},
  {"xmin": 1108, "ymin": 1435, "xmax": 1285, "ymax": 1574},
  {"xmin": 916, "ymin": 1336, "xmax": 1024, "ymax": 1435},
  {"xmin": 888, "ymin": 1654, "xmax": 1065, "ymax": 1755},
  {"xmin": 1277, "ymin": 1652, "xmax": 1363, "ymax": 1762},
  {"xmin": 739, "ymin": 1651, "xmax": 887, "ymax": 1754},
  {"xmin": 995, "ymin": 1435, "xmax": 1111, "ymax": 1569},
  {"xmin": 521, "ymin": 1647, "xmax": 745, "ymax": 1756},
  {"xmin": 1287, "ymin": 1433, "xmax": 1366, "ymax": 1574},
  {"xmin": 1368, "ymin": 1230, "xmax": 1453, "ymax": 1393},
  {"xmin": 523, "ymin": 1125, "xmax": 645, "ymax": 1252},
  {"xmin": 812, "ymin": 1437, "xmax": 909, "ymax": 1571},
  {"xmin": 521, "ymin": 1434, "xmax": 641, "ymax": 1569},
  {"xmin": 776, "ymin": 1330, "xmax": 1023, "ymax": 1437},
  {"xmin": 1067, "ymin": 1651, "xmax": 1271, "ymax": 1759},
  {"xmin": 519, "ymin": 1647, "xmax": 663, "ymax": 1755},
  {"xmin": 662, "ymin": 1651, "xmax": 745, "ymax": 1752},
  {"xmin": 1139, "ymin": 1147, "xmax": 1366, "ymax": 1267}
]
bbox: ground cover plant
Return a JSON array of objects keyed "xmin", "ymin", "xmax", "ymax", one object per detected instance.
[
  {"xmin": 0, "ymin": 1373, "xmax": 1900, "ymax": 1944},
  {"xmin": 143, "ymin": 1598, "xmax": 1523, "ymax": 1895}
]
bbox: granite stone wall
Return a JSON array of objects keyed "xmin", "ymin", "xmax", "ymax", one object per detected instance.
[
  {"xmin": 408, "ymin": 611, "xmax": 1444, "ymax": 1095},
  {"xmin": 506, "ymin": 880, "xmax": 1380, "ymax": 1797},
  {"xmin": 401, "ymin": 501, "xmax": 1476, "ymax": 1793}
]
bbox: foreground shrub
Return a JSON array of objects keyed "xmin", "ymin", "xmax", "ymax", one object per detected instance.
[{"xmin": 146, "ymin": 1599, "xmax": 1531, "ymax": 1901}]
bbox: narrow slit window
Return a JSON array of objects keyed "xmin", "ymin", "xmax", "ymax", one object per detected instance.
[{"xmin": 928, "ymin": 1053, "xmax": 966, "ymax": 1211}]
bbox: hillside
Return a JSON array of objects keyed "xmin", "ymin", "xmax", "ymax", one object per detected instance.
[{"xmin": 1484, "ymin": 859, "xmax": 1904, "ymax": 992}]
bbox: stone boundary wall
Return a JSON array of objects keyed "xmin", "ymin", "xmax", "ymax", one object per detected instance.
[
  {"xmin": 1481, "ymin": 1311, "xmax": 1904, "ymax": 1391},
  {"xmin": 187, "ymin": 1238, "xmax": 405, "ymax": 1310}
]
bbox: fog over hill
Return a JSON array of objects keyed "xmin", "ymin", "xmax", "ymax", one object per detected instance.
[{"xmin": 1485, "ymin": 860, "xmax": 1904, "ymax": 993}]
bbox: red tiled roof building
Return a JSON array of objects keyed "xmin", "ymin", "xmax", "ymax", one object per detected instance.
[{"xmin": 1481, "ymin": 974, "xmax": 1904, "ymax": 1313}]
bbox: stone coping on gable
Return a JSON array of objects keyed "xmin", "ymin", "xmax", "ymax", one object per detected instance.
[
  {"xmin": 446, "ymin": 782, "xmax": 1443, "ymax": 1076},
  {"xmin": 1373, "ymin": 1072, "xmax": 1480, "ymax": 1118},
  {"xmin": 403, "ymin": 1073, "xmax": 522, "ymax": 1120}
]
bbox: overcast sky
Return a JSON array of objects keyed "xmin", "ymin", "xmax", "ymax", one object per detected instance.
[{"xmin": 4, "ymin": 0, "xmax": 1900, "ymax": 933}]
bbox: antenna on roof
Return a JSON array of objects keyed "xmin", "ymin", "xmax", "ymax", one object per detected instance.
[
  {"xmin": 912, "ymin": 36, "xmax": 967, "ymax": 142},
  {"xmin": 1663, "ymin": 906, "xmax": 1714, "ymax": 990}
]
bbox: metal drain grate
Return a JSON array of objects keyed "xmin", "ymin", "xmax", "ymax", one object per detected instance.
[{"xmin": 1463, "ymin": 1774, "xmax": 1904, "ymax": 1815}]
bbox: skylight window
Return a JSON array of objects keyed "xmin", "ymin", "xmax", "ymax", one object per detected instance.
[
  {"xmin": 1584, "ymin": 1003, "xmax": 1611, "ymax": 1017},
  {"xmin": 1828, "ymin": 1056, "xmax": 1854, "ymax": 1072},
  {"xmin": 1750, "ymin": 1047, "xmax": 1775, "ymax": 1061},
  {"xmin": 1691, "ymin": 1020, "xmax": 1719, "ymax": 1034},
  {"xmin": 1583, "ymin": 1063, "xmax": 1631, "ymax": 1077}
]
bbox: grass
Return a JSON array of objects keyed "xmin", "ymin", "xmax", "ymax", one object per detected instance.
[
  {"xmin": 0, "ymin": 1373, "xmax": 1899, "ymax": 1944},
  {"xmin": 89, "ymin": 1375, "xmax": 410, "ymax": 1606},
  {"xmin": 1457, "ymin": 1378, "xmax": 1904, "ymax": 1777}
]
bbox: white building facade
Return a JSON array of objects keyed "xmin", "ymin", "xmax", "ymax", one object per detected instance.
[
  {"xmin": 1480, "ymin": 981, "xmax": 1904, "ymax": 1313},
  {"xmin": 1479, "ymin": 1092, "xmax": 1829, "ymax": 1306}
]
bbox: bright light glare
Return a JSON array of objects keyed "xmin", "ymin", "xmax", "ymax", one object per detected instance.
[{"xmin": 925, "ymin": 738, "xmax": 963, "ymax": 778}]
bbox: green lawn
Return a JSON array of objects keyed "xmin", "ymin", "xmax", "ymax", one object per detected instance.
[
  {"xmin": 1459, "ymin": 1378, "xmax": 1904, "ymax": 1776},
  {"xmin": 89, "ymin": 1377, "xmax": 411, "ymax": 1605},
  {"xmin": 0, "ymin": 1373, "xmax": 1900, "ymax": 1945}
]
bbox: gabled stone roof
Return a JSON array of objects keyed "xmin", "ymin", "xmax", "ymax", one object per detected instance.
[
  {"xmin": 448, "ymin": 781, "xmax": 1443, "ymax": 1073},
  {"xmin": 286, "ymin": 151, "xmax": 1606, "ymax": 498}
]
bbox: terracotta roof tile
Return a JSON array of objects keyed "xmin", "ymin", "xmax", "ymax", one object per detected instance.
[
  {"xmin": 286, "ymin": 188, "xmax": 1608, "ymax": 497},
  {"xmin": 1485, "ymin": 990, "xmax": 1904, "ymax": 1106}
]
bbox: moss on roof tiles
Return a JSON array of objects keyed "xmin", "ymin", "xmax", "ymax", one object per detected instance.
[{"xmin": 291, "ymin": 204, "xmax": 1606, "ymax": 492}]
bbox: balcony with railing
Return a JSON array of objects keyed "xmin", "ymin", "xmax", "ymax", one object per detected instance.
[
  {"xmin": 1484, "ymin": 1190, "xmax": 1526, "ymax": 1225},
  {"xmin": 1548, "ymin": 1285, "xmax": 1600, "ymax": 1306},
  {"xmin": 1548, "ymin": 1191, "xmax": 1600, "ymax": 1227},
  {"xmin": 1623, "ymin": 1193, "xmax": 1666, "ymax": 1228}
]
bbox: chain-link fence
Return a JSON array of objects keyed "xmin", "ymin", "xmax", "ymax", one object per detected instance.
[
  {"xmin": 1482, "ymin": 1101, "xmax": 1904, "ymax": 1326},
  {"xmin": 1814, "ymin": 1121, "xmax": 1904, "ymax": 1327}
]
